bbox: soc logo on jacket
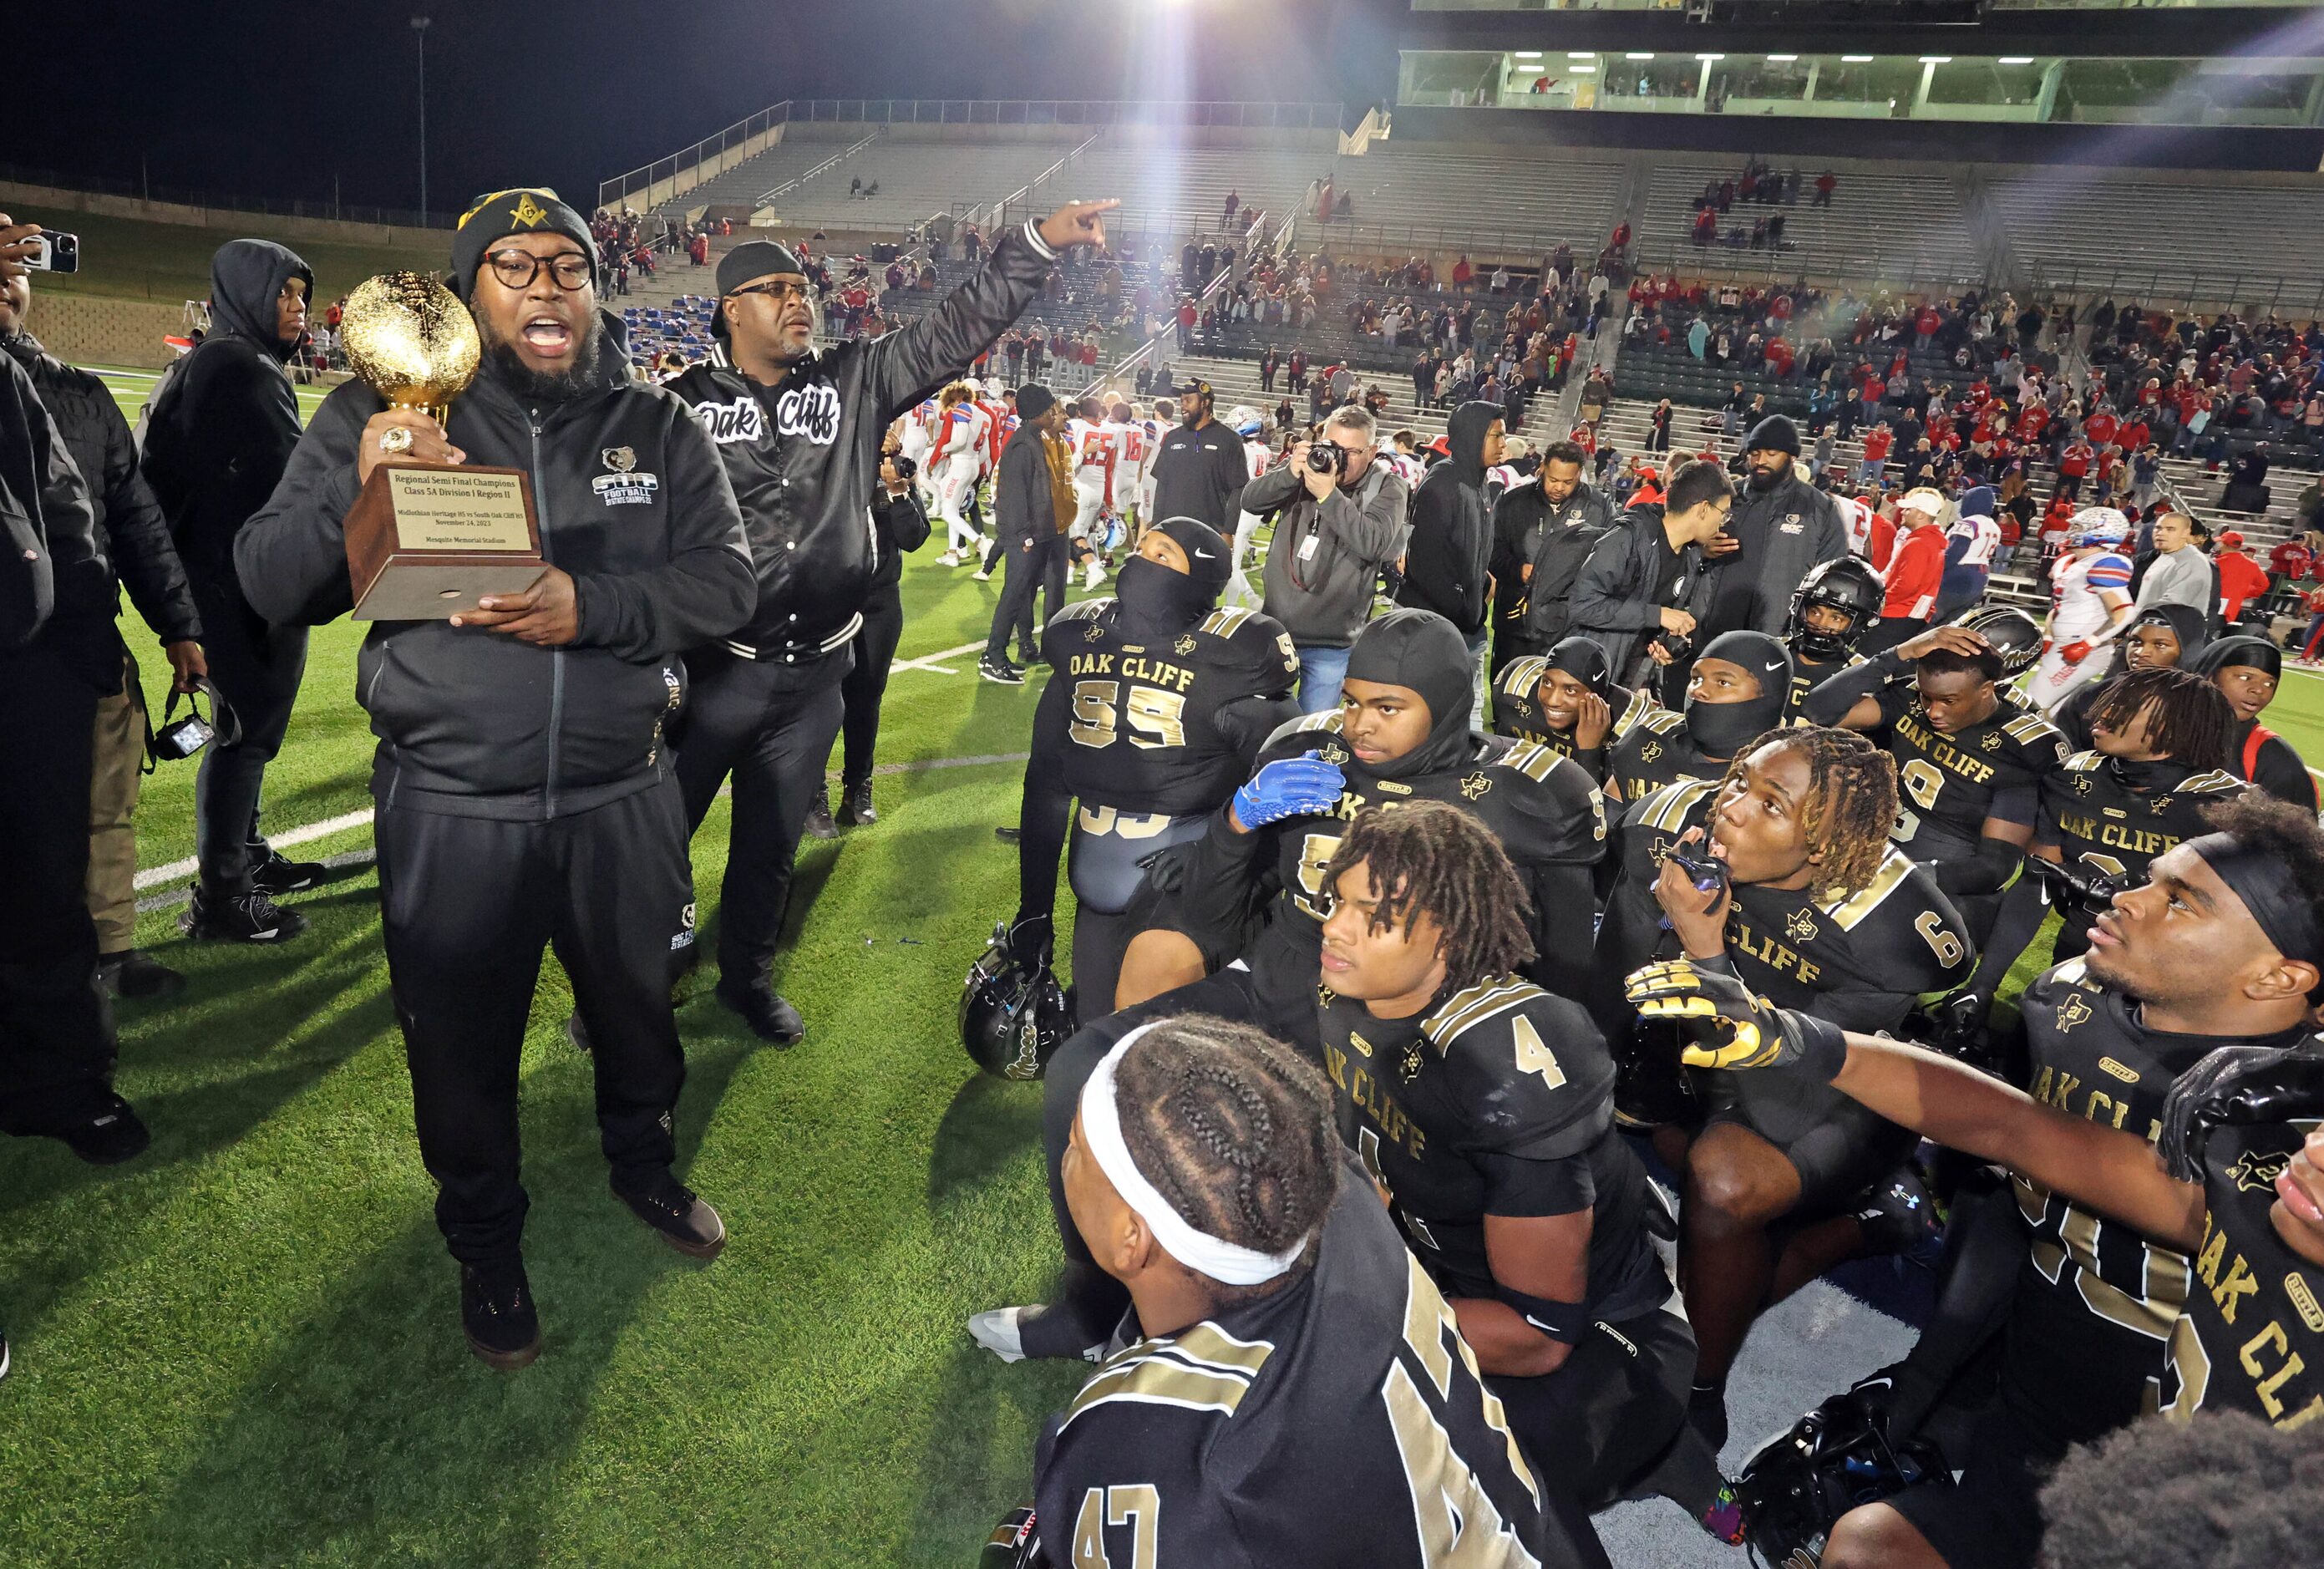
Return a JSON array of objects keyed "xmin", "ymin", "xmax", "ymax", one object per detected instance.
[
  {"xmin": 693, "ymin": 396, "xmax": 765, "ymax": 445},
  {"xmin": 593, "ymin": 445, "xmax": 662, "ymax": 506}
]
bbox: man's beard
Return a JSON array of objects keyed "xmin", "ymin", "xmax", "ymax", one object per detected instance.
[
  {"xmin": 1748, "ymin": 464, "xmax": 1787, "ymax": 491},
  {"xmin": 475, "ymin": 309, "xmax": 605, "ymax": 403}
]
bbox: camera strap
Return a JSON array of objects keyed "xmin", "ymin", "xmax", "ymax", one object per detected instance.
[{"xmin": 146, "ymin": 677, "xmax": 243, "ymax": 771}]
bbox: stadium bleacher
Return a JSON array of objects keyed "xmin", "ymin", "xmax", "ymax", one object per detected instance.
[{"xmin": 1631, "ymin": 159, "xmax": 1985, "ymax": 287}]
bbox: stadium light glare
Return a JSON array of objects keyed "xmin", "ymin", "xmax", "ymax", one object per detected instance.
[
  {"xmin": 1998, "ymin": 56, "xmax": 2036, "ymax": 64},
  {"xmin": 1626, "ymin": 53, "xmax": 1655, "ymax": 61},
  {"xmin": 1571, "ymin": 63, "xmax": 1599, "ymax": 72},
  {"xmin": 1842, "ymin": 54, "xmax": 1875, "ymax": 63},
  {"xmin": 1920, "ymin": 56, "xmax": 1952, "ymax": 64},
  {"xmin": 1568, "ymin": 52, "xmax": 1596, "ymax": 59},
  {"xmin": 1697, "ymin": 53, "xmax": 1724, "ymax": 62},
  {"xmin": 1767, "ymin": 54, "xmax": 1798, "ymax": 63},
  {"xmin": 1515, "ymin": 51, "xmax": 1544, "ymax": 58}
]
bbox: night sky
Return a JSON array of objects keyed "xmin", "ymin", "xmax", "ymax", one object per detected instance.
[{"xmin": 18, "ymin": 1, "xmax": 1408, "ymax": 220}]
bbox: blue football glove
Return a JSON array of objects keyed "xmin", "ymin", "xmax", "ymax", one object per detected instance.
[{"xmin": 1232, "ymin": 749, "xmax": 1347, "ymax": 830}]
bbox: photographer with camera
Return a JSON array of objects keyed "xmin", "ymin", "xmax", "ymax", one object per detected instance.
[
  {"xmin": 1, "ymin": 234, "xmax": 208, "ymax": 1002},
  {"xmin": 1245, "ymin": 404, "xmax": 1411, "ymax": 713},
  {"xmin": 0, "ymin": 215, "xmax": 149, "ymax": 1164}
]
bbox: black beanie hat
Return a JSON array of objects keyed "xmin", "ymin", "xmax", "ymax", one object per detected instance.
[
  {"xmin": 449, "ymin": 188, "xmax": 597, "ymax": 301},
  {"xmin": 1545, "ymin": 634, "xmax": 1613, "ymax": 699},
  {"xmin": 1745, "ymin": 414, "xmax": 1802, "ymax": 458},
  {"xmin": 1015, "ymin": 383, "xmax": 1057, "ymax": 423},
  {"xmin": 1149, "ymin": 516, "xmax": 1233, "ymax": 597},
  {"xmin": 1344, "ymin": 608, "xmax": 1479, "ymax": 780},
  {"xmin": 2196, "ymin": 634, "xmax": 2282, "ymax": 682}
]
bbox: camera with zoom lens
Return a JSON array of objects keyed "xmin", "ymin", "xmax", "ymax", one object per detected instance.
[
  {"xmin": 1305, "ymin": 440, "xmax": 1344, "ymax": 476},
  {"xmin": 887, "ymin": 452, "xmax": 918, "ymax": 481}
]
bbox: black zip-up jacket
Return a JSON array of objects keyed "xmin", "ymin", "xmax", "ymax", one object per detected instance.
[
  {"xmin": 1570, "ymin": 501, "xmax": 1711, "ymax": 688},
  {"xmin": 233, "ymin": 336, "xmax": 755, "ymax": 821},
  {"xmin": 870, "ymin": 487, "xmax": 931, "ymax": 593},
  {"xmin": 993, "ymin": 419, "xmax": 1063, "ymax": 548},
  {"xmin": 3, "ymin": 329, "xmax": 201, "ymax": 649},
  {"xmin": 140, "ymin": 239, "xmax": 312, "ymax": 584},
  {"xmin": 662, "ymin": 220, "xmax": 1060, "ymax": 668},
  {"xmin": 1, "ymin": 352, "xmax": 106, "ymax": 663}
]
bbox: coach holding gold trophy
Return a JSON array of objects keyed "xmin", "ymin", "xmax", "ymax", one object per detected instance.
[{"xmin": 236, "ymin": 188, "xmax": 754, "ymax": 1370}]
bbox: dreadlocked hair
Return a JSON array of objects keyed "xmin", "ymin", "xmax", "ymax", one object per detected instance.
[
  {"xmin": 1111, "ymin": 1015, "xmax": 1338, "ymax": 1308},
  {"xmin": 2038, "ymin": 1409, "xmax": 2324, "ymax": 1569},
  {"xmin": 1719, "ymin": 727, "xmax": 1898, "ymax": 904},
  {"xmin": 2088, "ymin": 667, "xmax": 2235, "ymax": 771},
  {"xmin": 1317, "ymin": 802, "xmax": 1536, "ymax": 995}
]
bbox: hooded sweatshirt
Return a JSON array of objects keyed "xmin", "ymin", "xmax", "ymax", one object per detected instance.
[
  {"xmin": 1941, "ymin": 484, "xmax": 2001, "ymax": 604},
  {"xmin": 140, "ymin": 239, "xmax": 312, "ymax": 580},
  {"xmin": 1396, "ymin": 401, "xmax": 1499, "ymax": 635},
  {"xmin": 2195, "ymin": 636, "xmax": 2317, "ymax": 811},
  {"xmin": 2052, "ymin": 602, "xmax": 2210, "ymax": 752}
]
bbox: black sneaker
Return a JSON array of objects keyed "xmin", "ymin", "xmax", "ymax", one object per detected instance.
[
  {"xmin": 837, "ymin": 779, "xmax": 878, "ymax": 827},
  {"xmin": 250, "ymin": 849, "xmax": 328, "ymax": 895},
  {"xmin": 565, "ymin": 1013, "xmax": 592, "ymax": 1054},
  {"xmin": 180, "ymin": 886, "xmax": 308, "ymax": 944},
  {"xmin": 715, "ymin": 980, "xmax": 805, "ymax": 1046},
  {"xmin": 7, "ymin": 1091, "xmax": 152, "ymax": 1165},
  {"xmin": 1855, "ymin": 1168, "xmax": 1946, "ymax": 1268},
  {"xmin": 97, "ymin": 949, "xmax": 186, "ymax": 1002},
  {"xmin": 611, "ymin": 1170, "xmax": 728, "ymax": 1259},
  {"xmin": 804, "ymin": 785, "xmax": 839, "ymax": 841},
  {"xmin": 978, "ymin": 656, "xmax": 1025, "ymax": 685},
  {"xmin": 459, "ymin": 1260, "xmax": 542, "ymax": 1370},
  {"xmin": 1687, "ymin": 1383, "xmax": 1728, "ymax": 1452}
]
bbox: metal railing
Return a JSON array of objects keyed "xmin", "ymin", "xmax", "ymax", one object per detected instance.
[
  {"xmin": 600, "ymin": 103, "xmax": 796, "ymax": 216},
  {"xmin": 0, "ymin": 160, "xmax": 447, "ymax": 231},
  {"xmin": 2024, "ymin": 259, "xmax": 2324, "ymax": 320},
  {"xmin": 1639, "ymin": 239, "xmax": 1987, "ymax": 292},
  {"xmin": 982, "ymin": 129, "xmax": 1110, "ymax": 233},
  {"xmin": 755, "ymin": 132, "xmax": 881, "ymax": 210}
]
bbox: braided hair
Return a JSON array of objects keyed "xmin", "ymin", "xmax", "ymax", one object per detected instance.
[
  {"xmin": 1718, "ymin": 727, "xmax": 1899, "ymax": 904},
  {"xmin": 1111, "ymin": 1016, "xmax": 1339, "ymax": 1308},
  {"xmin": 2088, "ymin": 666, "xmax": 2234, "ymax": 772},
  {"xmin": 1317, "ymin": 802, "xmax": 1537, "ymax": 995}
]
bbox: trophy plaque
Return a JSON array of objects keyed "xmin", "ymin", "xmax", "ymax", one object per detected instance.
[{"xmin": 338, "ymin": 272, "xmax": 545, "ymax": 620}]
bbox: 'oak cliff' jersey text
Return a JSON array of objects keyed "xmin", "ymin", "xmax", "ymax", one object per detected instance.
[
  {"xmin": 1036, "ymin": 600, "xmax": 1300, "ymax": 816},
  {"xmin": 2002, "ymin": 962, "xmax": 2310, "ymax": 1445},
  {"xmin": 2161, "ymin": 1097, "xmax": 2324, "ymax": 1430},
  {"xmin": 1862, "ymin": 686, "xmax": 2067, "ymax": 862},
  {"xmin": 2038, "ymin": 753, "xmax": 2245, "ymax": 928},
  {"xmin": 1322, "ymin": 978, "xmax": 1667, "ymax": 1327},
  {"xmin": 1606, "ymin": 707, "xmax": 1723, "ymax": 805},
  {"xmin": 1034, "ymin": 1159, "xmax": 1588, "ymax": 1569}
]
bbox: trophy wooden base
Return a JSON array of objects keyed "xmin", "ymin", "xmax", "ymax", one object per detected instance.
[{"xmin": 345, "ymin": 461, "xmax": 545, "ymax": 622}]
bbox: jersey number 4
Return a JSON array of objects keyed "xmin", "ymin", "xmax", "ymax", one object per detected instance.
[
  {"xmin": 1072, "ymin": 1483, "xmax": 1159, "ymax": 1569},
  {"xmin": 1070, "ymin": 681, "xmax": 1188, "ymax": 751}
]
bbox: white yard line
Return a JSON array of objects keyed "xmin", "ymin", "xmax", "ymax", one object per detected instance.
[
  {"xmin": 132, "ymin": 807, "xmax": 376, "ymax": 891},
  {"xmin": 885, "ymin": 638, "xmax": 991, "ymax": 676}
]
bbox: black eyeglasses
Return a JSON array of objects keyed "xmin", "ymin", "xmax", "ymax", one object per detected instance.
[
  {"xmin": 730, "ymin": 279, "xmax": 813, "ymax": 305},
  {"xmin": 483, "ymin": 250, "xmax": 594, "ymax": 291}
]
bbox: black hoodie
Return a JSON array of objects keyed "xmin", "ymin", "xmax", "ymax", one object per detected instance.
[
  {"xmin": 1396, "ymin": 401, "xmax": 1499, "ymax": 635},
  {"xmin": 140, "ymin": 239, "xmax": 312, "ymax": 578}
]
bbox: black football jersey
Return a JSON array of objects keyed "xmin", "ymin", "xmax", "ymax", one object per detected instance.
[
  {"xmin": 1784, "ymin": 647, "xmax": 1864, "ymax": 723},
  {"xmin": 1319, "ymin": 979, "xmax": 1666, "ymax": 1329},
  {"xmin": 1999, "ymin": 961, "xmax": 2308, "ymax": 1445},
  {"xmin": 1861, "ymin": 687, "xmax": 2068, "ymax": 862},
  {"xmin": 1605, "ymin": 707, "xmax": 1722, "ymax": 805},
  {"xmin": 1492, "ymin": 657, "xmax": 1657, "ymax": 764},
  {"xmin": 2038, "ymin": 752, "xmax": 2245, "ymax": 901},
  {"xmin": 2160, "ymin": 1105, "xmax": 2324, "ymax": 1430},
  {"xmin": 1043, "ymin": 600, "xmax": 1300, "ymax": 817},
  {"xmin": 1034, "ymin": 1158, "xmax": 1591, "ymax": 1569},
  {"xmin": 1230, "ymin": 712, "xmax": 1609, "ymax": 974}
]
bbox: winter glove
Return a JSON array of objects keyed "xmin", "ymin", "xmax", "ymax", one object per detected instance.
[
  {"xmin": 1623, "ymin": 959, "xmax": 1849, "ymax": 1079},
  {"xmin": 2058, "ymin": 639, "xmax": 2092, "ymax": 667},
  {"xmin": 1231, "ymin": 749, "xmax": 1347, "ymax": 830},
  {"xmin": 1137, "ymin": 840, "xmax": 1199, "ymax": 896},
  {"xmin": 2031, "ymin": 856, "xmax": 2129, "ymax": 911},
  {"xmin": 1007, "ymin": 912, "xmax": 1055, "ymax": 972}
]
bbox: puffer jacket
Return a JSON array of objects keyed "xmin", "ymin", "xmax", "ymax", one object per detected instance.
[
  {"xmin": 234, "ymin": 325, "xmax": 755, "ymax": 820},
  {"xmin": 662, "ymin": 220, "xmax": 1061, "ymax": 670}
]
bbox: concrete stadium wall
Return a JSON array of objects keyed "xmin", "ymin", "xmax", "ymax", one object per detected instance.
[
  {"xmin": 0, "ymin": 180, "xmax": 448, "ymax": 250},
  {"xmin": 24, "ymin": 294, "xmax": 191, "ymax": 369}
]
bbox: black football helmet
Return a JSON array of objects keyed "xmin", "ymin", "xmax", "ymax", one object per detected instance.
[
  {"xmin": 1949, "ymin": 605, "xmax": 2044, "ymax": 677},
  {"xmin": 961, "ymin": 918, "xmax": 1075, "ymax": 1080},
  {"xmin": 1786, "ymin": 556, "xmax": 1884, "ymax": 662},
  {"xmin": 1736, "ymin": 1375, "xmax": 1954, "ymax": 1566},
  {"xmin": 979, "ymin": 1506, "xmax": 1041, "ymax": 1568}
]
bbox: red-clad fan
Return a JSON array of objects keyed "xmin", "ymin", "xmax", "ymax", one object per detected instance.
[{"xmin": 2215, "ymin": 531, "xmax": 2271, "ymax": 625}]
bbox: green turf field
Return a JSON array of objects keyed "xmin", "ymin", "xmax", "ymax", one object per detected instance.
[
  {"xmin": 6, "ymin": 208, "xmax": 442, "ymax": 306},
  {"xmin": 6, "ymin": 382, "xmax": 2323, "ymax": 1564}
]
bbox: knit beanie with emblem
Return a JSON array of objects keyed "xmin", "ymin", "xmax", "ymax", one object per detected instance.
[{"xmin": 449, "ymin": 188, "xmax": 598, "ymax": 300}]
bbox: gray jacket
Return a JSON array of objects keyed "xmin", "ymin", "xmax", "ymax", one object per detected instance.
[
  {"xmin": 1251, "ymin": 461, "xmax": 1410, "ymax": 648},
  {"xmin": 1570, "ymin": 501, "xmax": 1710, "ymax": 687},
  {"xmin": 1701, "ymin": 473, "xmax": 1847, "ymax": 637}
]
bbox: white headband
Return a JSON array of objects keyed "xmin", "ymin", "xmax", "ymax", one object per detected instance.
[{"xmin": 1078, "ymin": 1023, "xmax": 1312, "ymax": 1287}]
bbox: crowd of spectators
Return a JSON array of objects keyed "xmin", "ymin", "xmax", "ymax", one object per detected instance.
[{"xmin": 1685, "ymin": 158, "xmax": 1836, "ymax": 250}]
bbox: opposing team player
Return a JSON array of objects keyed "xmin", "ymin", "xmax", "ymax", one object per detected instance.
[
  {"xmin": 1012, "ymin": 517, "xmax": 1299, "ymax": 1011},
  {"xmin": 1628, "ymin": 791, "xmax": 2324, "ymax": 1566},
  {"xmin": 1115, "ymin": 607, "xmax": 1610, "ymax": 1028},
  {"xmin": 1492, "ymin": 636, "xmax": 1655, "ymax": 784},
  {"xmin": 1066, "ymin": 397, "xmax": 1122, "ymax": 591},
  {"xmin": 1782, "ymin": 556, "xmax": 1883, "ymax": 717},
  {"xmin": 1595, "ymin": 729, "xmax": 1975, "ymax": 1445},
  {"xmin": 930, "ymin": 381, "xmax": 990, "ymax": 565},
  {"xmin": 1312, "ymin": 806, "xmax": 1735, "ymax": 1537},
  {"xmin": 1105, "ymin": 398, "xmax": 1150, "ymax": 535},
  {"xmin": 1604, "ymin": 629, "xmax": 1794, "ymax": 804},
  {"xmin": 2026, "ymin": 507, "xmax": 2134, "ymax": 712},
  {"xmin": 1226, "ymin": 405, "xmax": 1275, "ymax": 599},
  {"xmin": 2197, "ymin": 635, "xmax": 2318, "ymax": 811},
  {"xmin": 1022, "ymin": 1014, "xmax": 1602, "ymax": 1569},
  {"xmin": 1802, "ymin": 610, "xmax": 2063, "ymax": 937}
]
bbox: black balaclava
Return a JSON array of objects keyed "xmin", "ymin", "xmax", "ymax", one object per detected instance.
[
  {"xmin": 1343, "ymin": 607, "xmax": 1479, "ymax": 780},
  {"xmin": 2196, "ymin": 634, "xmax": 2282, "ymax": 683},
  {"xmin": 1544, "ymin": 634, "xmax": 1613, "ymax": 701},
  {"xmin": 207, "ymin": 239, "xmax": 313, "ymax": 363},
  {"xmin": 1685, "ymin": 630, "xmax": 1795, "ymax": 759},
  {"xmin": 2125, "ymin": 602, "xmax": 2210, "ymax": 671},
  {"xmin": 1446, "ymin": 401, "xmax": 1500, "ymax": 489},
  {"xmin": 1114, "ymin": 516, "xmax": 1231, "ymax": 641}
]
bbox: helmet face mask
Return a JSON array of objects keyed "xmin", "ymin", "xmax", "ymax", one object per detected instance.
[
  {"xmin": 1786, "ymin": 557, "xmax": 1882, "ymax": 663},
  {"xmin": 960, "ymin": 921, "xmax": 1076, "ymax": 1079},
  {"xmin": 2068, "ymin": 505, "xmax": 2131, "ymax": 549}
]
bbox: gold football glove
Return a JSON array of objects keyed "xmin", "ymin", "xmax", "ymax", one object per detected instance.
[{"xmin": 1623, "ymin": 960, "xmax": 1793, "ymax": 1070}]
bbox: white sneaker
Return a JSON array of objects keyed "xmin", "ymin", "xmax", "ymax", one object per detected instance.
[
  {"xmin": 968, "ymin": 1306, "xmax": 1031, "ymax": 1363},
  {"xmin": 1083, "ymin": 560, "xmax": 1105, "ymax": 591},
  {"xmin": 971, "ymin": 565, "xmax": 992, "ymax": 581},
  {"xmin": 937, "ymin": 550, "xmax": 962, "ymax": 567}
]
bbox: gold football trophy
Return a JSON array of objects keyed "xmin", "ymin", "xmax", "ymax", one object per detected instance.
[{"xmin": 339, "ymin": 272, "xmax": 545, "ymax": 621}]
